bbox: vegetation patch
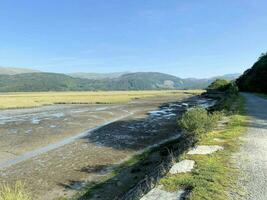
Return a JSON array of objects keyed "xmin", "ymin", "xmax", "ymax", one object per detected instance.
[
  {"xmin": 178, "ymin": 107, "xmax": 222, "ymax": 142},
  {"xmin": 207, "ymin": 79, "xmax": 230, "ymax": 92},
  {"xmin": 236, "ymin": 52, "xmax": 267, "ymax": 93},
  {"xmin": 160, "ymin": 95, "xmax": 247, "ymax": 199},
  {"xmin": 0, "ymin": 182, "xmax": 31, "ymax": 200},
  {"xmin": 0, "ymin": 90, "xmax": 202, "ymax": 109}
]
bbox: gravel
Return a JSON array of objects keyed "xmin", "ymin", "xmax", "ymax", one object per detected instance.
[{"xmin": 236, "ymin": 93, "xmax": 267, "ymax": 200}]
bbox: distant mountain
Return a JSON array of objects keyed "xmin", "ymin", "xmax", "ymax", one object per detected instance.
[
  {"xmin": 237, "ymin": 53, "xmax": 267, "ymax": 93},
  {"xmin": 104, "ymin": 72, "xmax": 185, "ymax": 90},
  {"xmin": 0, "ymin": 66, "xmax": 40, "ymax": 75},
  {"xmin": 0, "ymin": 72, "xmax": 185, "ymax": 92},
  {"xmin": 0, "ymin": 69, "xmax": 240, "ymax": 92},
  {"xmin": 182, "ymin": 73, "xmax": 240, "ymax": 89},
  {"xmin": 0, "ymin": 73, "xmax": 87, "ymax": 92},
  {"xmin": 69, "ymin": 72, "xmax": 129, "ymax": 80},
  {"xmin": 214, "ymin": 73, "xmax": 241, "ymax": 81}
]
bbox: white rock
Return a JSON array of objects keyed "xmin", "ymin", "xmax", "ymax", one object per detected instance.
[
  {"xmin": 141, "ymin": 187, "xmax": 185, "ymax": 200},
  {"xmin": 187, "ymin": 145, "xmax": 223, "ymax": 155},
  {"xmin": 169, "ymin": 160, "xmax": 195, "ymax": 174}
]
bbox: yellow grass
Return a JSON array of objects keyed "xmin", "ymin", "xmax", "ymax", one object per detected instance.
[
  {"xmin": 0, "ymin": 90, "xmax": 203, "ymax": 109},
  {"xmin": 0, "ymin": 182, "xmax": 31, "ymax": 200}
]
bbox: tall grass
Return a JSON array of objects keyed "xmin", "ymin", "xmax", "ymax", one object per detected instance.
[
  {"xmin": 0, "ymin": 182, "xmax": 31, "ymax": 200},
  {"xmin": 0, "ymin": 90, "xmax": 202, "ymax": 109}
]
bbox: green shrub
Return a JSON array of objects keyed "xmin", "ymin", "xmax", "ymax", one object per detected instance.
[
  {"xmin": 178, "ymin": 108, "xmax": 223, "ymax": 141},
  {"xmin": 0, "ymin": 182, "xmax": 31, "ymax": 200},
  {"xmin": 213, "ymin": 82, "xmax": 239, "ymax": 113},
  {"xmin": 207, "ymin": 79, "xmax": 230, "ymax": 91}
]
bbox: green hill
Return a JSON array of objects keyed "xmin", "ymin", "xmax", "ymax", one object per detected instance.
[
  {"xmin": 69, "ymin": 72, "xmax": 128, "ymax": 80},
  {"xmin": 0, "ymin": 73, "xmax": 86, "ymax": 92},
  {"xmin": 0, "ymin": 71, "xmax": 240, "ymax": 92},
  {"xmin": 236, "ymin": 53, "xmax": 267, "ymax": 93}
]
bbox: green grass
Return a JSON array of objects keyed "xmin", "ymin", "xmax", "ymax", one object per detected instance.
[
  {"xmin": 160, "ymin": 95, "xmax": 247, "ymax": 200},
  {"xmin": 0, "ymin": 182, "xmax": 32, "ymax": 200}
]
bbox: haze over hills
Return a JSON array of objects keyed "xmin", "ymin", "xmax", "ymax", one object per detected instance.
[
  {"xmin": 0, "ymin": 66, "xmax": 40, "ymax": 75},
  {"xmin": 69, "ymin": 72, "xmax": 129, "ymax": 80},
  {"xmin": 0, "ymin": 66, "xmax": 240, "ymax": 92}
]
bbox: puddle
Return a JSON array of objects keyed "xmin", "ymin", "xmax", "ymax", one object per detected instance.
[
  {"xmin": 69, "ymin": 181, "xmax": 86, "ymax": 190},
  {"xmin": 51, "ymin": 113, "xmax": 65, "ymax": 118},
  {"xmin": 31, "ymin": 118, "xmax": 41, "ymax": 124},
  {"xmin": 25, "ymin": 129, "xmax": 32, "ymax": 134}
]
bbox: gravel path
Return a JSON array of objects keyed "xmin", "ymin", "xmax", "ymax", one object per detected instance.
[{"xmin": 238, "ymin": 93, "xmax": 267, "ymax": 199}]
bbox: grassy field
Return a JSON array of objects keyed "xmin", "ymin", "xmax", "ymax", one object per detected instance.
[
  {"xmin": 160, "ymin": 95, "xmax": 247, "ymax": 200},
  {"xmin": 0, "ymin": 90, "xmax": 203, "ymax": 109}
]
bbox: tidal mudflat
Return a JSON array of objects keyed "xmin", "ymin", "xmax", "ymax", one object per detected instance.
[{"xmin": 0, "ymin": 93, "xmax": 213, "ymax": 200}]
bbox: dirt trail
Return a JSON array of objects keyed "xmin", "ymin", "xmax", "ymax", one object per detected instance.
[{"xmin": 238, "ymin": 93, "xmax": 267, "ymax": 199}]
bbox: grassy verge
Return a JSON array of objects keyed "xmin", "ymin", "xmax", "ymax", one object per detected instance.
[
  {"xmin": 160, "ymin": 95, "xmax": 247, "ymax": 199},
  {"xmin": 0, "ymin": 90, "xmax": 202, "ymax": 109},
  {"xmin": 255, "ymin": 93, "xmax": 267, "ymax": 100}
]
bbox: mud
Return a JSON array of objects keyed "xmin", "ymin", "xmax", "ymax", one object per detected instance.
[{"xmin": 0, "ymin": 94, "xmax": 213, "ymax": 200}]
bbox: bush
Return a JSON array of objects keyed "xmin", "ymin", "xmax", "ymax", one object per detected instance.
[
  {"xmin": 178, "ymin": 108, "xmax": 223, "ymax": 141},
  {"xmin": 0, "ymin": 182, "xmax": 31, "ymax": 200},
  {"xmin": 213, "ymin": 82, "xmax": 239, "ymax": 112},
  {"xmin": 207, "ymin": 79, "xmax": 230, "ymax": 91}
]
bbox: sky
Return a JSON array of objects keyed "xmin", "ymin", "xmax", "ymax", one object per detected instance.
[{"xmin": 0, "ymin": 0, "xmax": 267, "ymax": 78}]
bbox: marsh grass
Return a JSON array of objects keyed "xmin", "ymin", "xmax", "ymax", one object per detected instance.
[
  {"xmin": 0, "ymin": 182, "xmax": 31, "ymax": 200},
  {"xmin": 161, "ymin": 95, "xmax": 247, "ymax": 199},
  {"xmin": 0, "ymin": 90, "xmax": 202, "ymax": 109}
]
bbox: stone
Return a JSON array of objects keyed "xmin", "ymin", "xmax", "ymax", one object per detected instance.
[
  {"xmin": 169, "ymin": 160, "xmax": 195, "ymax": 174},
  {"xmin": 141, "ymin": 187, "xmax": 185, "ymax": 200},
  {"xmin": 187, "ymin": 145, "xmax": 223, "ymax": 155}
]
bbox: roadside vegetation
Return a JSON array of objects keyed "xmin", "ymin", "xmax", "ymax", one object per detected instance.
[
  {"xmin": 207, "ymin": 79, "xmax": 230, "ymax": 92},
  {"xmin": 0, "ymin": 182, "xmax": 31, "ymax": 200},
  {"xmin": 256, "ymin": 93, "xmax": 267, "ymax": 99},
  {"xmin": 160, "ymin": 81, "xmax": 247, "ymax": 199},
  {"xmin": 179, "ymin": 107, "xmax": 222, "ymax": 142},
  {"xmin": 0, "ymin": 90, "xmax": 202, "ymax": 109}
]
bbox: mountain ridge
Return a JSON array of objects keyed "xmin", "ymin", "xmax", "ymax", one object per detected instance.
[
  {"xmin": 0, "ymin": 70, "xmax": 240, "ymax": 92},
  {"xmin": 0, "ymin": 66, "xmax": 40, "ymax": 75}
]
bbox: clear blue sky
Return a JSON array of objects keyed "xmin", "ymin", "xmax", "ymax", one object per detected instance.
[{"xmin": 0, "ymin": 0, "xmax": 267, "ymax": 78}]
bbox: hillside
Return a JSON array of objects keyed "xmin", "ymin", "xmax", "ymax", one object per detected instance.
[
  {"xmin": 69, "ymin": 72, "xmax": 128, "ymax": 80},
  {"xmin": 105, "ymin": 72, "xmax": 184, "ymax": 90},
  {"xmin": 0, "ymin": 72, "xmax": 185, "ymax": 92},
  {"xmin": 0, "ymin": 73, "xmax": 89, "ymax": 92},
  {"xmin": 0, "ymin": 71, "xmax": 240, "ymax": 92},
  {"xmin": 182, "ymin": 73, "xmax": 240, "ymax": 89},
  {"xmin": 236, "ymin": 53, "xmax": 267, "ymax": 93},
  {"xmin": 0, "ymin": 66, "xmax": 40, "ymax": 75}
]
